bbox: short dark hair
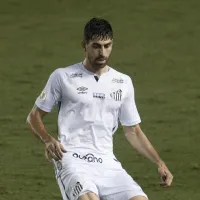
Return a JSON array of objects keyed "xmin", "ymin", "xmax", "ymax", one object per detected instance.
[{"xmin": 84, "ymin": 17, "xmax": 113, "ymax": 43}]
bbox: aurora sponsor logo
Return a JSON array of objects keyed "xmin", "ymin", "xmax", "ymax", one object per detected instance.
[
  {"xmin": 112, "ymin": 78, "xmax": 124, "ymax": 83},
  {"xmin": 72, "ymin": 153, "xmax": 103, "ymax": 163}
]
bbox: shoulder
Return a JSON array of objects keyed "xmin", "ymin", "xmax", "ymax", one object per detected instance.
[
  {"xmin": 50, "ymin": 62, "xmax": 82, "ymax": 79},
  {"xmin": 63, "ymin": 62, "xmax": 82, "ymax": 73}
]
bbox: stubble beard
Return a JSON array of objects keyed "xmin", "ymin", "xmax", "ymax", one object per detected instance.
[{"xmin": 89, "ymin": 56, "xmax": 109, "ymax": 70}]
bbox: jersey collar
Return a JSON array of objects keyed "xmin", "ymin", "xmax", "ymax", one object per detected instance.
[{"xmin": 79, "ymin": 62, "xmax": 112, "ymax": 77}]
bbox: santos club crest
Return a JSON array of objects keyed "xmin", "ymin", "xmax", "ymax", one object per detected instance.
[{"xmin": 110, "ymin": 89, "xmax": 122, "ymax": 101}]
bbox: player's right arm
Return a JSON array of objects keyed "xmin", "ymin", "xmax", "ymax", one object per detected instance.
[
  {"xmin": 26, "ymin": 69, "xmax": 66, "ymax": 161},
  {"xmin": 26, "ymin": 105, "xmax": 66, "ymax": 161},
  {"xmin": 26, "ymin": 105, "xmax": 50, "ymax": 142}
]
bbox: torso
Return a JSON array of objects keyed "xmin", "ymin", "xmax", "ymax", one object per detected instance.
[{"xmin": 57, "ymin": 62, "xmax": 130, "ymax": 155}]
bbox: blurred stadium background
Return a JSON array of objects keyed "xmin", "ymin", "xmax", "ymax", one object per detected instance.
[{"xmin": 0, "ymin": 0, "xmax": 200, "ymax": 199}]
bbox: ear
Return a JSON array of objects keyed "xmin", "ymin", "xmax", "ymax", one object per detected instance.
[
  {"xmin": 111, "ymin": 39, "xmax": 114, "ymax": 46},
  {"xmin": 81, "ymin": 40, "xmax": 86, "ymax": 51}
]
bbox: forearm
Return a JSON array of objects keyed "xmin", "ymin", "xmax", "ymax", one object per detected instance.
[
  {"xmin": 26, "ymin": 113, "xmax": 51, "ymax": 143},
  {"xmin": 125, "ymin": 129, "xmax": 163, "ymax": 166}
]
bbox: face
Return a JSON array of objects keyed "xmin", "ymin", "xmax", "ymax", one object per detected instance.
[{"xmin": 84, "ymin": 38, "xmax": 113, "ymax": 69}]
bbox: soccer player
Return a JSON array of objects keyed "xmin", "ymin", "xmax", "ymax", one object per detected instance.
[{"xmin": 26, "ymin": 17, "xmax": 173, "ymax": 200}]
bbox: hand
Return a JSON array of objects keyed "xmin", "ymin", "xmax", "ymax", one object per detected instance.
[
  {"xmin": 45, "ymin": 136, "xmax": 67, "ymax": 161},
  {"xmin": 157, "ymin": 161, "xmax": 173, "ymax": 187}
]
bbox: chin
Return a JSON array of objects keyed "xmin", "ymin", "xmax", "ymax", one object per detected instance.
[
  {"xmin": 98, "ymin": 64, "xmax": 107, "ymax": 68},
  {"xmin": 95, "ymin": 61, "xmax": 107, "ymax": 68}
]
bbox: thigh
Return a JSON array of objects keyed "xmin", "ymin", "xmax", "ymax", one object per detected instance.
[
  {"xmin": 79, "ymin": 192, "xmax": 100, "ymax": 200},
  {"xmin": 129, "ymin": 196, "xmax": 148, "ymax": 200},
  {"xmin": 101, "ymin": 190, "xmax": 148, "ymax": 200},
  {"xmin": 98, "ymin": 168, "xmax": 147, "ymax": 196},
  {"xmin": 54, "ymin": 160, "xmax": 99, "ymax": 200},
  {"xmin": 98, "ymin": 167, "xmax": 148, "ymax": 199}
]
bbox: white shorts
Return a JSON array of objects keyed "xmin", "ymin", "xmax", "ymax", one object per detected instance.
[{"xmin": 53, "ymin": 151, "xmax": 148, "ymax": 200}]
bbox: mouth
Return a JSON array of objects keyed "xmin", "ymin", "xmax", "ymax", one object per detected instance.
[{"xmin": 96, "ymin": 58, "xmax": 106, "ymax": 62}]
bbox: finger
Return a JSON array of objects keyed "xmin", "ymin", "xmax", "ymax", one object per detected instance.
[
  {"xmin": 160, "ymin": 176, "xmax": 167, "ymax": 187},
  {"xmin": 47, "ymin": 144, "xmax": 62, "ymax": 160},
  {"xmin": 165, "ymin": 175, "xmax": 173, "ymax": 186},
  {"xmin": 46, "ymin": 143, "xmax": 55, "ymax": 152},
  {"xmin": 158, "ymin": 167, "xmax": 166, "ymax": 176},
  {"xmin": 54, "ymin": 144, "xmax": 63, "ymax": 159},
  {"xmin": 45, "ymin": 150, "xmax": 52, "ymax": 162},
  {"xmin": 53, "ymin": 148, "xmax": 62, "ymax": 160},
  {"xmin": 160, "ymin": 175, "xmax": 173, "ymax": 187},
  {"xmin": 60, "ymin": 144, "xmax": 67, "ymax": 153},
  {"xmin": 47, "ymin": 148, "xmax": 60, "ymax": 161}
]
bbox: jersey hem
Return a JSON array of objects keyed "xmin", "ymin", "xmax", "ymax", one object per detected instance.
[
  {"xmin": 35, "ymin": 102, "xmax": 52, "ymax": 113},
  {"xmin": 120, "ymin": 120, "xmax": 141, "ymax": 126}
]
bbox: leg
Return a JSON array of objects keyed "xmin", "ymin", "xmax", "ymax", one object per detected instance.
[
  {"xmin": 99, "ymin": 169, "xmax": 148, "ymax": 200},
  {"xmin": 54, "ymin": 161, "xmax": 99, "ymax": 200},
  {"xmin": 129, "ymin": 195, "xmax": 148, "ymax": 200},
  {"xmin": 79, "ymin": 192, "xmax": 100, "ymax": 200}
]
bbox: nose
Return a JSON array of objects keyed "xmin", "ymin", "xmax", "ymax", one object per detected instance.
[{"xmin": 99, "ymin": 47, "xmax": 105, "ymax": 56}]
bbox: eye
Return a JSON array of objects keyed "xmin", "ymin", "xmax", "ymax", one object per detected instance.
[
  {"xmin": 92, "ymin": 44, "xmax": 100, "ymax": 49},
  {"xmin": 104, "ymin": 43, "xmax": 111, "ymax": 48}
]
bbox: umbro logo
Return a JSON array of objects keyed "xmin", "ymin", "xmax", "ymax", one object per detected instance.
[
  {"xmin": 77, "ymin": 86, "xmax": 88, "ymax": 94},
  {"xmin": 110, "ymin": 89, "xmax": 122, "ymax": 101}
]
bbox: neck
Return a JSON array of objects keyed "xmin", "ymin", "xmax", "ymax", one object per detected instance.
[{"xmin": 82, "ymin": 59, "xmax": 109, "ymax": 76}]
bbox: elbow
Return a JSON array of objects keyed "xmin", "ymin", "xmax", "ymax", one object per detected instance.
[
  {"xmin": 26, "ymin": 112, "xmax": 34, "ymax": 127},
  {"xmin": 124, "ymin": 124, "xmax": 142, "ymax": 137},
  {"xmin": 125, "ymin": 131, "xmax": 136, "ymax": 138},
  {"xmin": 26, "ymin": 115, "xmax": 30, "ymax": 126}
]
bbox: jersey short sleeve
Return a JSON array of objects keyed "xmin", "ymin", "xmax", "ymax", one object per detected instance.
[
  {"xmin": 35, "ymin": 69, "xmax": 62, "ymax": 112},
  {"xmin": 119, "ymin": 76, "xmax": 141, "ymax": 126}
]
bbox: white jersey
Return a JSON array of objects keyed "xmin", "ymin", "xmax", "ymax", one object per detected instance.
[{"xmin": 35, "ymin": 62, "xmax": 141, "ymax": 156}]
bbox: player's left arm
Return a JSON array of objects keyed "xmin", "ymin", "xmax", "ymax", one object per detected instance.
[{"xmin": 123, "ymin": 124, "xmax": 173, "ymax": 187}]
